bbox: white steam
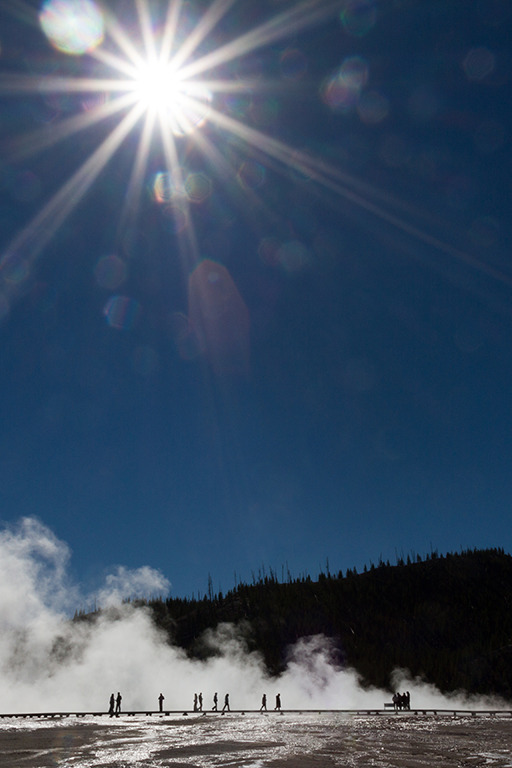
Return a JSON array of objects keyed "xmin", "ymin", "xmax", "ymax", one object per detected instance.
[{"xmin": 0, "ymin": 518, "xmax": 508, "ymax": 713}]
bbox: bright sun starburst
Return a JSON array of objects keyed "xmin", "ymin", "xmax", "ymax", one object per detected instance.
[
  {"xmin": 0, "ymin": 0, "xmax": 499, "ymax": 316},
  {"xmin": 132, "ymin": 61, "xmax": 182, "ymax": 111},
  {"xmin": 0, "ymin": 0, "xmax": 344, "ymax": 300},
  {"xmin": 130, "ymin": 60, "xmax": 211, "ymax": 135}
]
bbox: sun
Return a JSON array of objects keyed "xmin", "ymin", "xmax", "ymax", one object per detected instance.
[
  {"xmin": 132, "ymin": 61, "xmax": 182, "ymax": 113},
  {"xmin": 130, "ymin": 60, "xmax": 212, "ymax": 137}
]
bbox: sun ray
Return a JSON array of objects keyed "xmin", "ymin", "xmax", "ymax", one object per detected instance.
[
  {"xmin": 0, "ymin": 73, "xmax": 136, "ymax": 94},
  {"xmin": 177, "ymin": 92, "xmax": 512, "ymax": 289},
  {"xmin": 190, "ymin": 78, "xmax": 287, "ymax": 94},
  {"xmin": 159, "ymin": 0, "xmax": 184, "ymax": 66},
  {"xmin": 135, "ymin": 0, "xmax": 158, "ymax": 63},
  {"xmin": 4, "ymin": 91, "xmax": 139, "ymax": 162},
  {"xmin": 171, "ymin": 0, "xmax": 238, "ymax": 72},
  {"xmin": 1, "ymin": 102, "xmax": 145, "ymax": 286},
  {"xmin": 118, "ymin": 106, "xmax": 157, "ymax": 232},
  {"xmin": 178, "ymin": 0, "xmax": 340, "ymax": 81},
  {"xmin": 158, "ymin": 113, "xmax": 183, "ymax": 189},
  {"xmin": 157, "ymin": 113, "xmax": 201, "ymax": 273},
  {"xmin": 192, "ymin": 125, "xmax": 281, "ymax": 233},
  {"xmin": 90, "ymin": 46, "xmax": 142, "ymax": 80},
  {"xmin": 99, "ymin": 8, "xmax": 150, "ymax": 71}
]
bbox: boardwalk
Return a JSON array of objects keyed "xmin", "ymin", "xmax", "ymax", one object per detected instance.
[{"xmin": 1, "ymin": 708, "xmax": 511, "ymax": 719}]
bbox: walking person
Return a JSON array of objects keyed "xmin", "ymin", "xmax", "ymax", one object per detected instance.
[
  {"xmin": 198, "ymin": 692, "xmax": 203, "ymax": 711},
  {"xmin": 108, "ymin": 693, "xmax": 115, "ymax": 717},
  {"xmin": 260, "ymin": 693, "xmax": 267, "ymax": 712},
  {"xmin": 115, "ymin": 692, "xmax": 122, "ymax": 716},
  {"xmin": 193, "ymin": 693, "xmax": 198, "ymax": 712},
  {"xmin": 212, "ymin": 692, "xmax": 218, "ymax": 711},
  {"xmin": 221, "ymin": 693, "xmax": 230, "ymax": 713},
  {"xmin": 158, "ymin": 693, "xmax": 164, "ymax": 713},
  {"xmin": 274, "ymin": 693, "xmax": 281, "ymax": 711}
]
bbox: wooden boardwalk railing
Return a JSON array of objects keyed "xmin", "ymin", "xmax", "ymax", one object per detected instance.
[{"xmin": 1, "ymin": 709, "xmax": 511, "ymax": 720}]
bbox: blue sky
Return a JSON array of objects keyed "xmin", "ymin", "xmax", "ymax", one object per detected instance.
[{"xmin": 0, "ymin": 0, "xmax": 511, "ymax": 599}]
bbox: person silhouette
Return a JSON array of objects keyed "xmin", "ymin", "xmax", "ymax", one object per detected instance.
[
  {"xmin": 115, "ymin": 692, "xmax": 122, "ymax": 716},
  {"xmin": 198, "ymin": 692, "xmax": 203, "ymax": 711},
  {"xmin": 158, "ymin": 693, "xmax": 164, "ymax": 712},
  {"xmin": 260, "ymin": 694, "xmax": 267, "ymax": 712},
  {"xmin": 274, "ymin": 693, "xmax": 281, "ymax": 711},
  {"xmin": 212, "ymin": 692, "xmax": 218, "ymax": 711},
  {"xmin": 221, "ymin": 693, "xmax": 230, "ymax": 713},
  {"xmin": 108, "ymin": 693, "xmax": 115, "ymax": 717},
  {"xmin": 193, "ymin": 693, "xmax": 198, "ymax": 712}
]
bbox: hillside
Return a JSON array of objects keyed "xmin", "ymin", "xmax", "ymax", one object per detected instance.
[{"xmin": 140, "ymin": 549, "xmax": 512, "ymax": 698}]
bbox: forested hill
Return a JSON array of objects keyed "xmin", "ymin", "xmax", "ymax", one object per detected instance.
[{"xmin": 96, "ymin": 548, "xmax": 512, "ymax": 698}]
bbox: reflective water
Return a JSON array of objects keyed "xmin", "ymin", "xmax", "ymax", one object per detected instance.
[{"xmin": 1, "ymin": 712, "xmax": 511, "ymax": 767}]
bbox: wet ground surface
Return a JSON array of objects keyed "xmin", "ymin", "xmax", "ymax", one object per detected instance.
[{"xmin": 0, "ymin": 712, "xmax": 511, "ymax": 767}]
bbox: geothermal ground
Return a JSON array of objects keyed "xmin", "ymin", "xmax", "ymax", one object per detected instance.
[{"xmin": 0, "ymin": 712, "xmax": 511, "ymax": 767}]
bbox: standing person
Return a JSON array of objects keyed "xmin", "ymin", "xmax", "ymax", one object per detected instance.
[
  {"xmin": 193, "ymin": 693, "xmax": 198, "ymax": 712},
  {"xmin": 212, "ymin": 692, "xmax": 218, "ymax": 711},
  {"xmin": 158, "ymin": 693, "xmax": 165, "ymax": 713},
  {"xmin": 221, "ymin": 693, "xmax": 230, "ymax": 713},
  {"xmin": 108, "ymin": 693, "xmax": 115, "ymax": 717},
  {"xmin": 260, "ymin": 694, "xmax": 267, "ymax": 712},
  {"xmin": 115, "ymin": 692, "xmax": 122, "ymax": 716},
  {"xmin": 198, "ymin": 692, "xmax": 203, "ymax": 711},
  {"xmin": 274, "ymin": 693, "xmax": 281, "ymax": 711}
]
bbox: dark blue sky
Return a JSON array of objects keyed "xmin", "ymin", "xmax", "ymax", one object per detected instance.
[{"xmin": 0, "ymin": 0, "xmax": 511, "ymax": 598}]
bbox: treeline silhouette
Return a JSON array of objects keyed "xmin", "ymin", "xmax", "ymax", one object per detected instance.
[{"xmin": 76, "ymin": 548, "xmax": 512, "ymax": 698}]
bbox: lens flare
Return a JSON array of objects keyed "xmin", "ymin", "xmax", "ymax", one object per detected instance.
[
  {"xmin": 237, "ymin": 159, "xmax": 266, "ymax": 189},
  {"xmin": 462, "ymin": 47, "xmax": 495, "ymax": 81},
  {"xmin": 280, "ymin": 48, "xmax": 308, "ymax": 80},
  {"xmin": 188, "ymin": 260, "xmax": 250, "ymax": 376},
  {"xmin": 94, "ymin": 255, "xmax": 127, "ymax": 290},
  {"xmin": 152, "ymin": 172, "xmax": 176, "ymax": 204},
  {"xmin": 340, "ymin": 0, "xmax": 377, "ymax": 37},
  {"xmin": 163, "ymin": 203, "xmax": 189, "ymax": 234},
  {"xmin": 357, "ymin": 90, "xmax": 389, "ymax": 124},
  {"xmin": 103, "ymin": 295, "xmax": 140, "ymax": 330},
  {"xmin": 184, "ymin": 172, "xmax": 212, "ymax": 203},
  {"xmin": 322, "ymin": 56, "xmax": 368, "ymax": 113},
  {"xmin": 39, "ymin": 0, "xmax": 104, "ymax": 55},
  {"xmin": 278, "ymin": 240, "xmax": 311, "ymax": 273}
]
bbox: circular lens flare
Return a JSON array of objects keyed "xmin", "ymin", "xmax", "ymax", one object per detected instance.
[{"xmin": 39, "ymin": 0, "xmax": 104, "ymax": 55}]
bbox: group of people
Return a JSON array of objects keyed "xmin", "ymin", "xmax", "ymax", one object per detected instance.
[
  {"xmin": 198, "ymin": 692, "xmax": 282, "ymax": 713},
  {"xmin": 192, "ymin": 692, "xmax": 226, "ymax": 712},
  {"xmin": 108, "ymin": 691, "xmax": 282, "ymax": 714},
  {"xmin": 193, "ymin": 693, "xmax": 204, "ymax": 711},
  {"xmin": 392, "ymin": 691, "xmax": 411, "ymax": 711},
  {"xmin": 260, "ymin": 693, "xmax": 281, "ymax": 712},
  {"xmin": 110, "ymin": 691, "xmax": 415, "ymax": 714},
  {"xmin": 210, "ymin": 692, "xmax": 230, "ymax": 713},
  {"xmin": 108, "ymin": 692, "xmax": 122, "ymax": 717},
  {"xmin": 259, "ymin": 693, "xmax": 281, "ymax": 712}
]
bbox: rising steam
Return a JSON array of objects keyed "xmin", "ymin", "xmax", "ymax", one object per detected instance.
[{"xmin": 0, "ymin": 518, "xmax": 507, "ymax": 713}]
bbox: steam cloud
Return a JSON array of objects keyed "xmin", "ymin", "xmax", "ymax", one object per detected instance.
[{"xmin": 0, "ymin": 518, "xmax": 507, "ymax": 713}]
